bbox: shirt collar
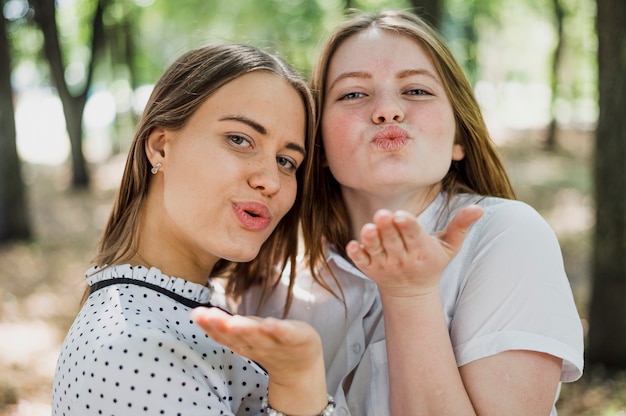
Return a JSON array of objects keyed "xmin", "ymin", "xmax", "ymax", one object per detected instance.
[{"xmin": 325, "ymin": 247, "xmax": 370, "ymax": 281}]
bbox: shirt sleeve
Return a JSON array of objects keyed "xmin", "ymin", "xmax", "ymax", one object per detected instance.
[{"xmin": 449, "ymin": 200, "xmax": 584, "ymax": 382}]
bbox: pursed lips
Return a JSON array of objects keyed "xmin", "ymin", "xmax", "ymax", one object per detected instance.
[
  {"xmin": 371, "ymin": 125, "xmax": 410, "ymax": 151},
  {"xmin": 232, "ymin": 201, "xmax": 272, "ymax": 231}
]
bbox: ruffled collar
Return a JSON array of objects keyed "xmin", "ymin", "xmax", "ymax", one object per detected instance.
[{"xmin": 86, "ymin": 264, "xmax": 214, "ymax": 306}]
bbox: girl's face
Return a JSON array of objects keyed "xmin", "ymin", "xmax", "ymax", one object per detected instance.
[
  {"xmin": 322, "ymin": 29, "xmax": 464, "ymax": 207},
  {"xmin": 153, "ymin": 71, "xmax": 306, "ymax": 269}
]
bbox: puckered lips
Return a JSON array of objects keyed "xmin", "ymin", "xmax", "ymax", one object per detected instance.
[
  {"xmin": 371, "ymin": 125, "xmax": 410, "ymax": 151},
  {"xmin": 232, "ymin": 201, "xmax": 272, "ymax": 231}
]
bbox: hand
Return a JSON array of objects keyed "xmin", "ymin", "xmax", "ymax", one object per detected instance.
[
  {"xmin": 191, "ymin": 307, "xmax": 323, "ymax": 385},
  {"xmin": 191, "ymin": 307, "xmax": 328, "ymax": 414},
  {"xmin": 346, "ymin": 205, "xmax": 483, "ymax": 297}
]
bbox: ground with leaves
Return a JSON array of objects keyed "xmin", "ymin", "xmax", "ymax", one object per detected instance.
[{"xmin": 1, "ymin": 129, "xmax": 625, "ymax": 415}]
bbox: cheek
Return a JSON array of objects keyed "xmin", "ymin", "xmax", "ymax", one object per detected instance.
[
  {"xmin": 321, "ymin": 114, "xmax": 341, "ymax": 146},
  {"xmin": 277, "ymin": 178, "xmax": 299, "ymax": 218},
  {"xmin": 321, "ymin": 112, "xmax": 355, "ymax": 160},
  {"xmin": 165, "ymin": 147, "xmax": 225, "ymax": 216},
  {"xmin": 419, "ymin": 106, "xmax": 457, "ymax": 150}
]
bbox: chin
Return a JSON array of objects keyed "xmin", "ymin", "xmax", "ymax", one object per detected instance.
[{"xmin": 224, "ymin": 248, "xmax": 261, "ymax": 264}]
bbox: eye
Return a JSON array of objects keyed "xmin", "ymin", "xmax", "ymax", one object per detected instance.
[
  {"xmin": 277, "ymin": 156, "xmax": 298, "ymax": 172},
  {"xmin": 406, "ymin": 88, "xmax": 432, "ymax": 96},
  {"xmin": 228, "ymin": 134, "xmax": 252, "ymax": 148},
  {"xmin": 339, "ymin": 91, "xmax": 366, "ymax": 101}
]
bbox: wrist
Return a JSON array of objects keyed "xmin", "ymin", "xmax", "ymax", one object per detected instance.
[
  {"xmin": 378, "ymin": 284, "xmax": 440, "ymax": 300},
  {"xmin": 261, "ymin": 394, "xmax": 336, "ymax": 416},
  {"xmin": 266, "ymin": 377, "xmax": 328, "ymax": 415}
]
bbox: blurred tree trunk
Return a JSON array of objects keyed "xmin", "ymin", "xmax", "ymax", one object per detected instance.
[
  {"xmin": 544, "ymin": 0, "xmax": 565, "ymax": 151},
  {"xmin": 107, "ymin": 4, "xmax": 138, "ymax": 153},
  {"xmin": 459, "ymin": 1, "xmax": 478, "ymax": 85},
  {"xmin": 29, "ymin": 0, "xmax": 106, "ymax": 189},
  {"xmin": 587, "ymin": 0, "xmax": 626, "ymax": 369},
  {"xmin": 0, "ymin": 12, "xmax": 31, "ymax": 242},
  {"xmin": 410, "ymin": 0, "xmax": 442, "ymax": 29}
]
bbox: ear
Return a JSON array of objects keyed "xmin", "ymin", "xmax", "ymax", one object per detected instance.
[
  {"xmin": 452, "ymin": 143, "xmax": 465, "ymax": 161},
  {"xmin": 145, "ymin": 127, "xmax": 168, "ymax": 167}
]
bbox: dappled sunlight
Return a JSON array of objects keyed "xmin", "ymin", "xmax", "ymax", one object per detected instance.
[
  {"xmin": 15, "ymin": 89, "xmax": 69, "ymax": 166},
  {"xmin": 545, "ymin": 189, "xmax": 594, "ymax": 236},
  {"xmin": 0, "ymin": 321, "xmax": 59, "ymax": 416},
  {"xmin": 0, "ymin": 321, "xmax": 59, "ymax": 377},
  {"xmin": 14, "ymin": 84, "xmax": 153, "ymax": 167}
]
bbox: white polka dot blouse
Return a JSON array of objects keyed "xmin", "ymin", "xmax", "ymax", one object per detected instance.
[{"xmin": 52, "ymin": 264, "xmax": 268, "ymax": 415}]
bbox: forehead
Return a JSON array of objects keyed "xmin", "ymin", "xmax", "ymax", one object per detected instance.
[
  {"xmin": 209, "ymin": 71, "xmax": 303, "ymax": 116},
  {"xmin": 216, "ymin": 71, "xmax": 288, "ymax": 98},
  {"xmin": 328, "ymin": 28, "xmax": 436, "ymax": 78},
  {"xmin": 190, "ymin": 71, "xmax": 307, "ymax": 143}
]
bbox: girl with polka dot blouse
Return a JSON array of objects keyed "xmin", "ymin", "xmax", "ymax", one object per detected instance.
[{"xmin": 52, "ymin": 44, "xmax": 334, "ymax": 416}]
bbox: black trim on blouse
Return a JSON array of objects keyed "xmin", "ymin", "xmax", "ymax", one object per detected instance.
[
  {"xmin": 89, "ymin": 277, "xmax": 267, "ymax": 373},
  {"xmin": 89, "ymin": 277, "xmax": 230, "ymax": 313}
]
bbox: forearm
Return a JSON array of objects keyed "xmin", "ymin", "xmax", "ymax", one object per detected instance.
[{"xmin": 381, "ymin": 291, "xmax": 475, "ymax": 416}]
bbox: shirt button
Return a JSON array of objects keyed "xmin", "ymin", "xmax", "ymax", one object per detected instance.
[{"xmin": 352, "ymin": 343, "xmax": 362, "ymax": 355}]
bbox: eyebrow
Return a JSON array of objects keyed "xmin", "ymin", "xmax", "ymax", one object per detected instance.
[
  {"xmin": 219, "ymin": 115, "xmax": 307, "ymax": 157},
  {"xmin": 220, "ymin": 115, "xmax": 267, "ymax": 134},
  {"xmin": 327, "ymin": 71, "xmax": 370, "ymax": 92},
  {"xmin": 397, "ymin": 68, "xmax": 440, "ymax": 82},
  {"xmin": 327, "ymin": 68, "xmax": 440, "ymax": 92}
]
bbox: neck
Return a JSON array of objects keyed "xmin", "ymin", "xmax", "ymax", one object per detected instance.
[
  {"xmin": 128, "ymin": 248, "xmax": 213, "ymax": 287},
  {"xmin": 342, "ymin": 185, "xmax": 441, "ymax": 240},
  {"xmin": 133, "ymin": 193, "xmax": 217, "ymax": 286}
]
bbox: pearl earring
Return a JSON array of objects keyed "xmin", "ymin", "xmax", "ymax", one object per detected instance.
[{"xmin": 151, "ymin": 162, "xmax": 162, "ymax": 174}]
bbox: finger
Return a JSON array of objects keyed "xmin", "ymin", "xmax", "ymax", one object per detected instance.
[
  {"xmin": 191, "ymin": 308, "xmax": 240, "ymax": 350},
  {"xmin": 192, "ymin": 308, "xmax": 258, "ymax": 345},
  {"xmin": 191, "ymin": 306, "xmax": 231, "ymax": 329},
  {"xmin": 359, "ymin": 222, "xmax": 385, "ymax": 258},
  {"xmin": 254, "ymin": 317, "xmax": 307, "ymax": 345},
  {"xmin": 439, "ymin": 205, "xmax": 483, "ymax": 251},
  {"xmin": 373, "ymin": 210, "xmax": 406, "ymax": 256},
  {"xmin": 225, "ymin": 317, "xmax": 312, "ymax": 355},
  {"xmin": 346, "ymin": 240, "xmax": 372, "ymax": 269},
  {"xmin": 389, "ymin": 210, "xmax": 424, "ymax": 254}
]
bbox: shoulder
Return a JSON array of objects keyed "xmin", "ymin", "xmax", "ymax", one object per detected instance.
[
  {"xmin": 475, "ymin": 197, "xmax": 544, "ymax": 222},
  {"xmin": 450, "ymin": 195, "xmax": 558, "ymax": 245},
  {"xmin": 451, "ymin": 195, "xmax": 542, "ymax": 222},
  {"xmin": 444, "ymin": 195, "xmax": 567, "ymax": 289}
]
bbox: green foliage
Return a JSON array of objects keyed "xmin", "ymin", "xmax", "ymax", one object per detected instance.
[
  {"xmin": 347, "ymin": 0, "xmax": 411, "ymax": 12},
  {"xmin": 126, "ymin": 0, "xmax": 414, "ymax": 82},
  {"xmin": 132, "ymin": 0, "xmax": 334, "ymax": 81},
  {"xmin": 5, "ymin": 0, "xmax": 598, "ymax": 149}
]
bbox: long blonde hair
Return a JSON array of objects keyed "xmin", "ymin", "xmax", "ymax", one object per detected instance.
[
  {"xmin": 92, "ymin": 43, "xmax": 316, "ymax": 311},
  {"xmin": 303, "ymin": 10, "xmax": 515, "ymax": 295}
]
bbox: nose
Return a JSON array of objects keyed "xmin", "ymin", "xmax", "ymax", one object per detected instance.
[
  {"xmin": 247, "ymin": 160, "xmax": 281, "ymax": 197},
  {"xmin": 372, "ymin": 94, "xmax": 404, "ymax": 124}
]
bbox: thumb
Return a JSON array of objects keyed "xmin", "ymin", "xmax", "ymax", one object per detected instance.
[{"xmin": 439, "ymin": 205, "xmax": 483, "ymax": 251}]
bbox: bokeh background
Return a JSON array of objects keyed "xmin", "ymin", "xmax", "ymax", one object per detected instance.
[{"xmin": 1, "ymin": 0, "xmax": 625, "ymax": 414}]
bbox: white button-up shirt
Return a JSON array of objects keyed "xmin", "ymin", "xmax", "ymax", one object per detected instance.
[{"xmin": 239, "ymin": 193, "xmax": 584, "ymax": 415}]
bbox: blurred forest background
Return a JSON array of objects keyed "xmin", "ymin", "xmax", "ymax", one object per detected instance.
[{"xmin": 0, "ymin": 0, "xmax": 625, "ymax": 414}]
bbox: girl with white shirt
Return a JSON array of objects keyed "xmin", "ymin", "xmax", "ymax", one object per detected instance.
[{"xmin": 239, "ymin": 10, "xmax": 584, "ymax": 415}]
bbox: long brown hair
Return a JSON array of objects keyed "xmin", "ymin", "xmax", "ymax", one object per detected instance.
[
  {"xmin": 303, "ymin": 10, "xmax": 515, "ymax": 294},
  {"xmin": 91, "ymin": 43, "xmax": 316, "ymax": 311}
]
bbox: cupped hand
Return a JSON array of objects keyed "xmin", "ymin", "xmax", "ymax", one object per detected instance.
[
  {"xmin": 346, "ymin": 205, "xmax": 483, "ymax": 297},
  {"xmin": 191, "ymin": 307, "xmax": 323, "ymax": 385}
]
